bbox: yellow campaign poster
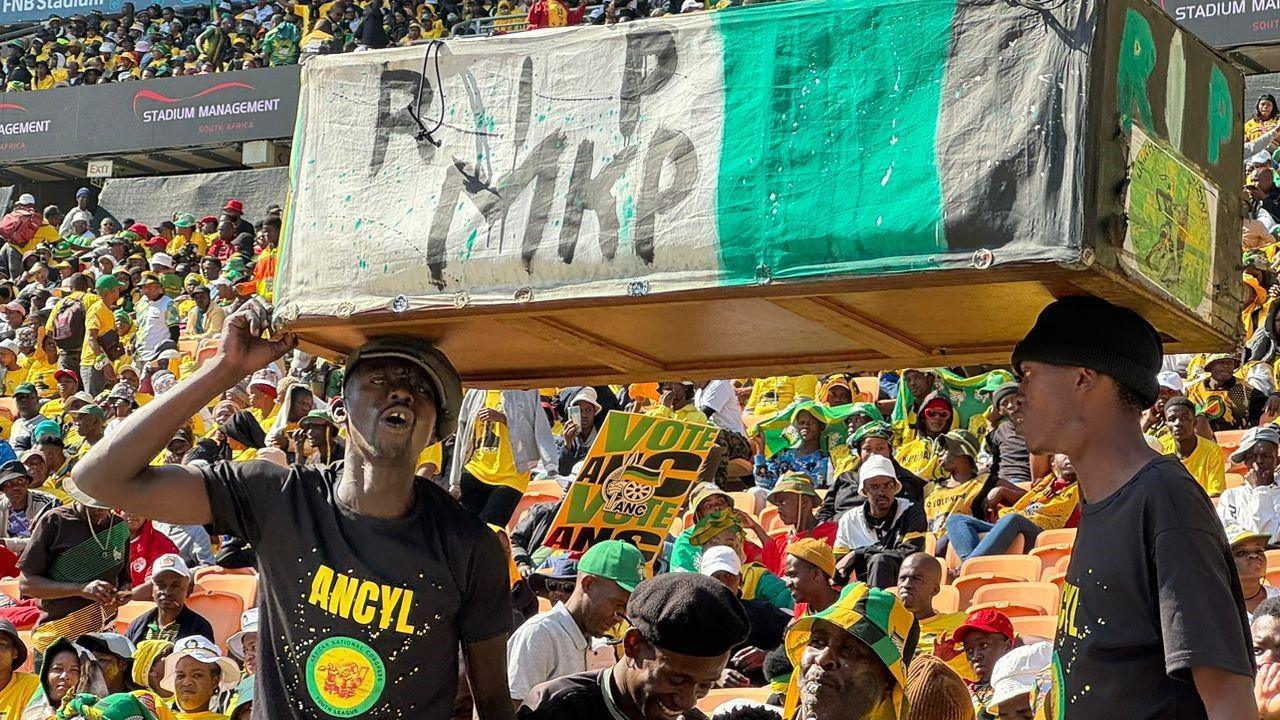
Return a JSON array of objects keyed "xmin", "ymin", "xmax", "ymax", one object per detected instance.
[{"xmin": 543, "ymin": 411, "xmax": 719, "ymax": 569}]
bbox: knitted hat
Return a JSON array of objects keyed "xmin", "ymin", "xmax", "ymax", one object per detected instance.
[
  {"xmin": 626, "ymin": 572, "xmax": 748, "ymax": 658},
  {"xmin": 1011, "ymin": 296, "xmax": 1162, "ymax": 406},
  {"xmin": 905, "ymin": 655, "xmax": 975, "ymax": 720},
  {"xmin": 786, "ymin": 537, "xmax": 836, "ymax": 578}
]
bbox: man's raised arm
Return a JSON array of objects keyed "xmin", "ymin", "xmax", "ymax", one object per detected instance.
[{"xmin": 73, "ymin": 303, "xmax": 296, "ymax": 525}]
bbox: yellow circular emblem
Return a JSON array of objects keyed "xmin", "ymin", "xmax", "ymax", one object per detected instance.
[{"xmin": 305, "ymin": 636, "xmax": 386, "ymax": 717}]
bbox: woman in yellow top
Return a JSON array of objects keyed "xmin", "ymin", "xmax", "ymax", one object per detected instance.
[
  {"xmin": 1159, "ymin": 397, "xmax": 1227, "ymax": 497},
  {"xmin": 644, "ymin": 381, "xmax": 710, "ymax": 425},
  {"xmin": 0, "ymin": 620, "xmax": 39, "ymax": 718},
  {"xmin": 244, "ymin": 376, "xmax": 279, "ymax": 428},
  {"xmin": 159, "ymin": 636, "xmax": 240, "ymax": 720},
  {"xmin": 1247, "ymin": 94, "xmax": 1280, "ymax": 143},
  {"xmin": 895, "ymin": 391, "xmax": 954, "ymax": 483},
  {"xmin": 923, "ymin": 430, "xmax": 990, "ymax": 539},
  {"xmin": 744, "ymin": 375, "xmax": 818, "ymax": 416},
  {"xmin": 130, "ymin": 639, "xmax": 175, "ymax": 719},
  {"xmin": 946, "ymin": 454, "xmax": 1080, "ymax": 562}
]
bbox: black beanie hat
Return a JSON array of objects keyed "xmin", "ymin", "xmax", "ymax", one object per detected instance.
[
  {"xmin": 1011, "ymin": 296, "xmax": 1162, "ymax": 406},
  {"xmin": 627, "ymin": 572, "xmax": 749, "ymax": 658}
]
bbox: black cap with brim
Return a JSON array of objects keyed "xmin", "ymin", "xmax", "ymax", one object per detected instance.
[
  {"xmin": 345, "ymin": 336, "xmax": 462, "ymax": 439},
  {"xmin": 0, "ymin": 619, "xmax": 27, "ymax": 670},
  {"xmin": 626, "ymin": 572, "xmax": 748, "ymax": 658}
]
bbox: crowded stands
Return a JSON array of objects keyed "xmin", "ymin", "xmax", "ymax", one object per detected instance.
[{"xmin": 0, "ymin": 81, "xmax": 1274, "ymax": 717}]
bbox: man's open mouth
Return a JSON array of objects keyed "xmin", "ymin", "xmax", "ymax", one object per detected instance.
[{"xmin": 380, "ymin": 407, "xmax": 414, "ymax": 429}]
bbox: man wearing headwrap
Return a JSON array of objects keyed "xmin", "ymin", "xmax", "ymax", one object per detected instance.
[
  {"xmin": 518, "ymin": 572, "xmax": 749, "ymax": 720},
  {"xmin": 74, "ymin": 313, "xmax": 517, "ymax": 720},
  {"xmin": 834, "ymin": 456, "xmax": 927, "ymax": 589},
  {"xmin": 784, "ymin": 582, "xmax": 918, "ymax": 720},
  {"xmin": 1218, "ymin": 426, "xmax": 1280, "ymax": 538},
  {"xmin": 686, "ymin": 510, "xmax": 792, "ymax": 611}
]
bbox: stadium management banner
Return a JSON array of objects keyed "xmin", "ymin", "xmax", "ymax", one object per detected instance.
[
  {"xmin": 0, "ymin": 65, "xmax": 299, "ymax": 164},
  {"xmin": 278, "ymin": 0, "xmax": 1241, "ymax": 328},
  {"xmin": 1158, "ymin": 0, "xmax": 1280, "ymax": 48},
  {"xmin": 0, "ymin": 0, "xmax": 204, "ymax": 25}
]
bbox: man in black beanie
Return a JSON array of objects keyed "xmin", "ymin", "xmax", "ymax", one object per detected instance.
[
  {"xmin": 1011, "ymin": 296, "xmax": 1254, "ymax": 720},
  {"xmin": 517, "ymin": 572, "xmax": 749, "ymax": 720}
]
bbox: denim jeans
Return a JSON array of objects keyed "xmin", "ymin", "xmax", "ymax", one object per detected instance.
[{"xmin": 945, "ymin": 513, "xmax": 1043, "ymax": 561}]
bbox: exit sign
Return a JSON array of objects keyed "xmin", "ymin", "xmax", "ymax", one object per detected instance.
[{"xmin": 86, "ymin": 160, "xmax": 114, "ymax": 178}]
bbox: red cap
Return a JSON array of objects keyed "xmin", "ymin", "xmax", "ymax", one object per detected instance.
[
  {"xmin": 198, "ymin": 215, "xmax": 218, "ymax": 225},
  {"xmin": 953, "ymin": 609, "xmax": 1015, "ymax": 644},
  {"xmin": 145, "ymin": 235, "xmax": 168, "ymax": 248},
  {"xmin": 53, "ymin": 369, "xmax": 79, "ymax": 384},
  {"xmin": 223, "ymin": 198, "xmax": 244, "ymax": 214},
  {"xmin": 128, "ymin": 223, "xmax": 150, "ymax": 237}
]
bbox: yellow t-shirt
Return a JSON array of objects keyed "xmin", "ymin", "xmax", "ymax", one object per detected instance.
[
  {"xmin": 0, "ymin": 671, "xmax": 40, "ymax": 717},
  {"xmin": 417, "ymin": 441, "xmax": 444, "ymax": 475},
  {"xmin": 174, "ymin": 712, "xmax": 228, "ymax": 720},
  {"xmin": 20, "ymin": 354, "xmax": 57, "ymax": 398},
  {"xmin": 1160, "ymin": 434, "xmax": 1227, "ymax": 497},
  {"xmin": 645, "ymin": 403, "xmax": 711, "ymax": 426},
  {"xmin": 167, "ymin": 231, "xmax": 208, "ymax": 256},
  {"xmin": 465, "ymin": 390, "xmax": 529, "ymax": 492},
  {"xmin": 249, "ymin": 405, "xmax": 279, "ymax": 428},
  {"xmin": 744, "ymin": 375, "xmax": 819, "ymax": 415},
  {"xmin": 29, "ymin": 222, "xmax": 59, "ymax": 253},
  {"xmin": 922, "ymin": 475, "xmax": 987, "ymax": 534},
  {"xmin": 897, "ymin": 437, "xmax": 946, "ymax": 483},
  {"xmin": 918, "ymin": 610, "xmax": 967, "ymax": 656},
  {"xmin": 82, "ymin": 293, "xmax": 117, "ymax": 363},
  {"xmin": 40, "ymin": 397, "xmax": 67, "ymax": 421},
  {"xmin": 1, "ymin": 366, "xmax": 28, "ymax": 397}
]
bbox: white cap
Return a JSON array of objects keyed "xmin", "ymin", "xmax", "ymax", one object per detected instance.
[
  {"xmin": 1253, "ymin": 150, "xmax": 1275, "ymax": 167},
  {"xmin": 857, "ymin": 454, "xmax": 898, "ymax": 489},
  {"xmin": 988, "ymin": 641, "xmax": 1053, "ymax": 712},
  {"xmin": 80, "ymin": 632, "xmax": 136, "ymax": 660},
  {"xmin": 698, "ymin": 545, "xmax": 741, "ymax": 578},
  {"xmin": 149, "ymin": 252, "xmax": 174, "ymax": 269},
  {"xmin": 162, "ymin": 635, "xmax": 241, "ymax": 693},
  {"xmin": 227, "ymin": 608, "xmax": 259, "ymax": 659},
  {"xmin": 0, "ymin": 339, "xmax": 20, "ymax": 357},
  {"xmin": 210, "ymin": 278, "xmax": 232, "ymax": 290},
  {"xmin": 570, "ymin": 386, "xmax": 602, "ymax": 412},
  {"xmin": 1156, "ymin": 370, "xmax": 1183, "ymax": 393},
  {"xmin": 15, "ymin": 194, "xmax": 35, "ymax": 206},
  {"xmin": 148, "ymin": 553, "xmax": 191, "ymax": 582}
]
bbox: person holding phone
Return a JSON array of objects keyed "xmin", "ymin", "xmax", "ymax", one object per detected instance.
[{"xmin": 556, "ymin": 387, "xmax": 603, "ymax": 477}]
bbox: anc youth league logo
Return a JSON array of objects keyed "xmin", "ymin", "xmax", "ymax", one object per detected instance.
[{"xmin": 305, "ymin": 636, "xmax": 386, "ymax": 717}]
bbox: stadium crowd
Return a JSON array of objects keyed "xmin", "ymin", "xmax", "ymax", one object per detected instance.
[
  {"xmin": 0, "ymin": 94, "xmax": 1270, "ymax": 719},
  {"xmin": 0, "ymin": 0, "xmax": 720, "ymax": 93}
]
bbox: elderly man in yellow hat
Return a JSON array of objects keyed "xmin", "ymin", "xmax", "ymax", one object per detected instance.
[{"xmin": 785, "ymin": 582, "xmax": 918, "ymax": 720}]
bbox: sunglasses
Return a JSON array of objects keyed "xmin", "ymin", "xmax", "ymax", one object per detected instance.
[
  {"xmin": 542, "ymin": 578, "xmax": 575, "ymax": 595},
  {"xmin": 923, "ymin": 409, "xmax": 952, "ymax": 420}
]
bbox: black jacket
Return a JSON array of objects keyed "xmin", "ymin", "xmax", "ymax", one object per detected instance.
[
  {"xmin": 509, "ymin": 499, "xmax": 562, "ymax": 568},
  {"xmin": 125, "ymin": 605, "xmax": 215, "ymax": 646}
]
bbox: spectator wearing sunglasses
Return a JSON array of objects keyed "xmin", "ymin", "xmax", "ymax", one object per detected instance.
[{"xmin": 895, "ymin": 392, "xmax": 956, "ymax": 483}]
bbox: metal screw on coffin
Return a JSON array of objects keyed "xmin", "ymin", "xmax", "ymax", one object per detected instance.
[
  {"xmin": 391, "ymin": 294, "xmax": 409, "ymax": 313},
  {"xmin": 971, "ymin": 249, "xmax": 994, "ymax": 270},
  {"xmin": 627, "ymin": 280, "xmax": 651, "ymax": 297},
  {"xmin": 755, "ymin": 264, "xmax": 773, "ymax": 285},
  {"xmin": 335, "ymin": 301, "xmax": 355, "ymax": 319},
  {"xmin": 452, "ymin": 291, "xmax": 471, "ymax": 308},
  {"xmin": 514, "ymin": 287, "xmax": 534, "ymax": 303}
]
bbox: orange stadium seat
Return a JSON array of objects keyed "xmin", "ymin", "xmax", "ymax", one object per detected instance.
[
  {"xmin": 197, "ymin": 574, "xmax": 258, "ymax": 610},
  {"xmin": 760, "ymin": 506, "xmax": 787, "ymax": 535},
  {"xmin": 729, "ymin": 492, "xmax": 762, "ymax": 518},
  {"xmin": 954, "ymin": 554, "xmax": 1042, "ymax": 608},
  {"xmin": 696, "ymin": 687, "xmax": 774, "ymax": 714},
  {"xmin": 1216, "ymin": 429, "xmax": 1245, "ymax": 451},
  {"xmin": 944, "ymin": 535, "xmax": 1026, "ymax": 579},
  {"xmin": 968, "ymin": 582, "xmax": 1060, "ymax": 617},
  {"xmin": 16, "ymin": 631, "xmax": 31, "ymax": 673},
  {"xmin": 1267, "ymin": 550, "xmax": 1280, "ymax": 573},
  {"xmin": 934, "ymin": 585, "xmax": 961, "ymax": 614},
  {"xmin": 1225, "ymin": 473, "xmax": 1246, "ymax": 491},
  {"xmin": 0, "ymin": 577, "xmax": 19, "ymax": 602},
  {"xmin": 1042, "ymin": 568, "xmax": 1067, "ymax": 589},
  {"xmin": 1030, "ymin": 529, "xmax": 1076, "ymax": 572},
  {"xmin": 853, "ymin": 376, "xmax": 880, "ymax": 403},
  {"xmin": 507, "ymin": 480, "xmax": 565, "ymax": 532},
  {"xmin": 186, "ymin": 589, "xmax": 245, "ymax": 650},
  {"xmin": 113, "ymin": 600, "xmax": 154, "ymax": 635},
  {"xmin": 194, "ymin": 566, "xmax": 256, "ymax": 581},
  {"xmin": 194, "ymin": 340, "xmax": 221, "ymax": 368},
  {"xmin": 1011, "ymin": 614, "xmax": 1059, "ymax": 641}
]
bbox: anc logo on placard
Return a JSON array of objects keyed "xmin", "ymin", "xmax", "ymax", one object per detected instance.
[
  {"xmin": 305, "ymin": 636, "xmax": 386, "ymax": 717},
  {"xmin": 1200, "ymin": 395, "xmax": 1226, "ymax": 421}
]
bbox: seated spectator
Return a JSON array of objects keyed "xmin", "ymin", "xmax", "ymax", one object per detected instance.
[
  {"xmin": 817, "ymin": 421, "xmax": 925, "ymax": 523},
  {"xmin": 897, "ymin": 553, "xmax": 966, "ymax": 660},
  {"xmin": 646, "ymin": 381, "xmax": 710, "ymax": 425},
  {"xmin": 0, "ymin": 460, "xmax": 59, "ymax": 554},
  {"xmin": 511, "ymin": 498, "xmax": 563, "ymax": 576},
  {"xmin": 518, "ymin": 572, "xmax": 749, "ymax": 720},
  {"xmin": 754, "ymin": 405, "xmax": 830, "ymax": 490},
  {"xmin": 670, "ymin": 484, "xmax": 752, "ymax": 572},
  {"xmin": 685, "ymin": 510, "xmax": 792, "ymax": 610},
  {"xmin": 161, "ymin": 636, "xmax": 241, "ymax": 718},
  {"xmin": 555, "ymin": 387, "xmax": 601, "ymax": 476},
  {"xmin": 829, "ymin": 402, "xmax": 883, "ymax": 477},
  {"xmin": 27, "ymin": 637, "xmax": 109, "ymax": 718},
  {"xmin": 945, "ymin": 454, "xmax": 1079, "ymax": 563},
  {"xmin": 896, "ymin": 392, "xmax": 955, "ymax": 482},
  {"xmin": 1218, "ymin": 426, "xmax": 1280, "ymax": 537},
  {"xmin": 923, "ymin": 430, "xmax": 992, "ymax": 544},
  {"xmin": 227, "ymin": 676, "xmax": 254, "ymax": 720},
  {"xmin": 298, "ymin": 410, "xmax": 343, "ymax": 464},
  {"xmin": 782, "ymin": 583, "xmax": 915, "ymax": 720},
  {"xmin": 1186, "ymin": 353, "xmax": 1277, "ymax": 431},
  {"xmin": 905, "ymin": 654, "xmax": 975, "ymax": 720},
  {"xmin": 1227, "ymin": 526, "xmax": 1280, "ymax": 620},
  {"xmin": 182, "ymin": 283, "xmax": 224, "ymax": 339},
  {"xmin": 526, "ymin": 555, "xmax": 578, "ymax": 607},
  {"xmin": 759, "ymin": 472, "xmax": 836, "ymax": 575},
  {"xmin": 507, "ymin": 540, "xmax": 641, "ymax": 706},
  {"xmin": 699, "ymin": 546, "xmax": 788, "ymax": 690},
  {"xmin": 780, "ymin": 538, "xmax": 840, "ymax": 616},
  {"xmin": 945, "ymin": 609, "xmax": 1017, "ymax": 720},
  {"xmin": 77, "ymin": 632, "xmax": 135, "ymax": 695},
  {"xmin": 1253, "ymin": 596, "xmax": 1280, "ymax": 665},
  {"xmin": 1160, "ymin": 397, "xmax": 1226, "ymax": 497},
  {"xmin": 0, "ymin": 619, "xmax": 38, "ymax": 716},
  {"xmin": 980, "ymin": 383, "xmax": 1034, "ymax": 509},
  {"xmin": 744, "ymin": 375, "xmax": 818, "ymax": 417},
  {"xmin": 228, "ymin": 608, "xmax": 258, "ymax": 676},
  {"xmin": 985, "ymin": 642, "xmax": 1053, "ymax": 720},
  {"xmin": 121, "ymin": 511, "xmax": 180, "ymax": 590},
  {"xmin": 8, "ymin": 384, "xmax": 44, "ymax": 452},
  {"xmin": 130, "ymin": 638, "xmax": 175, "ymax": 709},
  {"xmin": 125, "ymin": 554, "xmax": 213, "ymax": 644},
  {"xmin": 834, "ymin": 455, "xmax": 927, "ymax": 588}
]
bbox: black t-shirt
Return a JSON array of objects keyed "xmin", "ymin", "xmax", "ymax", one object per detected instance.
[
  {"xmin": 201, "ymin": 460, "xmax": 511, "ymax": 720},
  {"xmin": 988, "ymin": 420, "xmax": 1031, "ymax": 486},
  {"xmin": 517, "ymin": 669, "xmax": 710, "ymax": 720},
  {"xmin": 1052, "ymin": 455, "xmax": 1253, "ymax": 719}
]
